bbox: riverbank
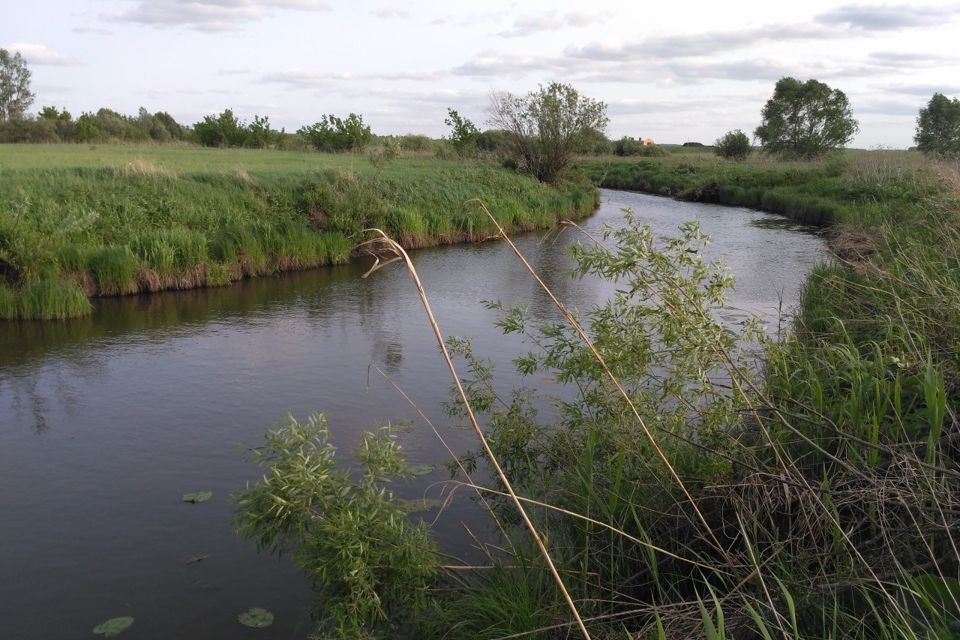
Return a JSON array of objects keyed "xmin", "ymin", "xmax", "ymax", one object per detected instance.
[
  {"xmin": 0, "ymin": 145, "xmax": 598, "ymax": 319},
  {"xmin": 424, "ymin": 150, "xmax": 960, "ymax": 638}
]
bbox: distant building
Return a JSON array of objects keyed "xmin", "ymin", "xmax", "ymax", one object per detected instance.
[{"xmin": 641, "ymin": 137, "xmax": 655, "ymax": 146}]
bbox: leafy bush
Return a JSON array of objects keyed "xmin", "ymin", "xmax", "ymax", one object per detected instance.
[
  {"xmin": 488, "ymin": 82, "xmax": 608, "ymax": 183},
  {"xmin": 235, "ymin": 414, "xmax": 438, "ymax": 639},
  {"xmin": 613, "ymin": 136, "xmax": 667, "ymax": 157},
  {"xmin": 298, "ymin": 113, "xmax": 372, "ymax": 153},
  {"xmin": 444, "ymin": 108, "xmax": 479, "ymax": 158},
  {"xmin": 915, "ymin": 92, "xmax": 960, "ymax": 157},
  {"xmin": 714, "ymin": 129, "xmax": 752, "ymax": 161}
]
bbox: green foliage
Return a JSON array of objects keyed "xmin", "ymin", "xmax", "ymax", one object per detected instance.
[
  {"xmin": 915, "ymin": 92, "xmax": 960, "ymax": 157},
  {"xmin": 613, "ymin": 136, "xmax": 667, "ymax": 157},
  {"xmin": 0, "ymin": 145, "xmax": 597, "ymax": 318},
  {"xmin": 488, "ymin": 82, "xmax": 609, "ymax": 183},
  {"xmin": 755, "ymin": 77, "xmax": 859, "ymax": 158},
  {"xmin": 193, "ymin": 108, "xmax": 247, "ymax": 147},
  {"xmin": 182, "ymin": 490, "xmax": 213, "ymax": 503},
  {"xmin": 399, "ymin": 134, "xmax": 434, "ymax": 152},
  {"xmin": 714, "ymin": 129, "xmax": 752, "ymax": 161},
  {"xmin": 235, "ymin": 413, "xmax": 438, "ymax": 639},
  {"xmin": 444, "ymin": 108, "xmax": 480, "ymax": 158},
  {"xmin": 92, "ymin": 616, "xmax": 134, "ymax": 638},
  {"xmin": 237, "ymin": 607, "xmax": 274, "ymax": 628},
  {"xmin": 298, "ymin": 113, "xmax": 373, "ymax": 153},
  {"xmin": 0, "ymin": 48, "xmax": 34, "ymax": 121},
  {"xmin": 245, "ymin": 114, "xmax": 284, "ymax": 149}
]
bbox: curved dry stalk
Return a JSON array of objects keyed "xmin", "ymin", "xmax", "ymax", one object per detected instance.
[
  {"xmin": 360, "ymin": 227, "xmax": 592, "ymax": 640},
  {"xmin": 370, "ymin": 364, "xmax": 515, "ymax": 552}
]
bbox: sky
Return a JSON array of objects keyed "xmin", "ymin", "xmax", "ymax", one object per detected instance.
[{"xmin": 4, "ymin": 0, "xmax": 960, "ymax": 148}]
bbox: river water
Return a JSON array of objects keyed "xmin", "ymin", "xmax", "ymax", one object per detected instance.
[{"xmin": 0, "ymin": 190, "xmax": 825, "ymax": 639}]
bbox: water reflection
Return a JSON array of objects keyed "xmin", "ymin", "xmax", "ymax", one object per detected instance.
[{"xmin": 0, "ymin": 190, "xmax": 826, "ymax": 640}]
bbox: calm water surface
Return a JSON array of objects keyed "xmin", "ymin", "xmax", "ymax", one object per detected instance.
[{"xmin": 0, "ymin": 190, "xmax": 825, "ymax": 639}]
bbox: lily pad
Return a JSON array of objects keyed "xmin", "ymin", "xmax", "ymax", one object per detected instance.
[
  {"xmin": 93, "ymin": 616, "xmax": 134, "ymax": 637},
  {"xmin": 406, "ymin": 464, "xmax": 435, "ymax": 477},
  {"xmin": 182, "ymin": 490, "xmax": 213, "ymax": 504},
  {"xmin": 238, "ymin": 607, "xmax": 274, "ymax": 628}
]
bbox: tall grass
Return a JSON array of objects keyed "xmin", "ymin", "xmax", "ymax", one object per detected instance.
[
  {"xmin": 0, "ymin": 145, "xmax": 597, "ymax": 319},
  {"xmin": 582, "ymin": 149, "xmax": 938, "ymax": 227}
]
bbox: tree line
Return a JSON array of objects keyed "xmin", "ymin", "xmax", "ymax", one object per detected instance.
[{"xmin": 3, "ymin": 45, "xmax": 960, "ymax": 177}]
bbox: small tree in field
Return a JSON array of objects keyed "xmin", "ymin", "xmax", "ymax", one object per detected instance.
[
  {"xmin": 0, "ymin": 49, "xmax": 34, "ymax": 121},
  {"xmin": 714, "ymin": 129, "xmax": 752, "ymax": 161},
  {"xmin": 488, "ymin": 82, "xmax": 608, "ymax": 183},
  {"xmin": 298, "ymin": 113, "xmax": 372, "ymax": 153},
  {"xmin": 754, "ymin": 77, "xmax": 858, "ymax": 158},
  {"xmin": 915, "ymin": 93, "xmax": 960, "ymax": 158},
  {"xmin": 444, "ymin": 108, "xmax": 479, "ymax": 158}
]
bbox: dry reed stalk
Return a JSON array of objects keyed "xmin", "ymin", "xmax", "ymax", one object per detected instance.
[
  {"xmin": 358, "ymin": 227, "xmax": 592, "ymax": 640},
  {"xmin": 370, "ymin": 365, "xmax": 515, "ymax": 552}
]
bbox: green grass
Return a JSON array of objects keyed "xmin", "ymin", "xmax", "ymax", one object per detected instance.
[
  {"xmin": 0, "ymin": 144, "xmax": 598, "ymax": 319},
  {"xmin": 581, "ymin": 149, "xmax": 938, "ymax": 226}
]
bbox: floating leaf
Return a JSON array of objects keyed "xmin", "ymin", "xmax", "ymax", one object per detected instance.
[
  {"xmin": 406, "ymin": 464, "xmax": 435, "ymax": 477},
  {"xmin": 93, "ymin": 616, "xmax": 134, "ymax": 637},
  {"xmin": 182, "ymin": 490, "xmax": 213, "ymax": 504},
  {"xmin": 238, "ymin": 607, "xmax": 274, "ymax": 628}
]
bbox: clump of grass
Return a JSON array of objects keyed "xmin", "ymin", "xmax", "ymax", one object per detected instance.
[
  {"xmin": 114, "ymin": 158, "xmax": 173, "ymax": 179},
  {"xmin": 88, "ymin": 246, "xmax": 140, "ymax": 295},
  {"xmin": 204, "ymin": 262, "xmax": 231, "ymax": 287},
  {"xmin": 0, "ymin": 283, "xmax": 18, "ymax": 319},
  {"xmin": 17, "ymin": 274, "xmax": 92, "ymax": 319}
]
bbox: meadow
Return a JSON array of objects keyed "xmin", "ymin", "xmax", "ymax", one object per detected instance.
[{"xmin": 0, "ymin": 144, "xmax": 597, "ymax": 319}]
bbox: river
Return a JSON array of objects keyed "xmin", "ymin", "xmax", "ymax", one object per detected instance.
[{"xmin": 0, "ymin": 190, "xmax": 825, "ymax": 639}]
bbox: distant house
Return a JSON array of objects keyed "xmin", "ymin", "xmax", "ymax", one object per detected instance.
[{"xmin": 641, "ymin": 137, "xmax": 655, "ymax": 146}]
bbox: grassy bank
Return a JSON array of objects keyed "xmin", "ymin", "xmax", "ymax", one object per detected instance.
[
  {"xmin": 0, "ymin": 145, "xmax": 598, "ymax": 319},
  {"xmin": 237, "ymin": 150, "xmax": 960, "ymax": 638},
  {"xmin": 582, "ymin": 150, "xmax": 943, "ymax": 227}
]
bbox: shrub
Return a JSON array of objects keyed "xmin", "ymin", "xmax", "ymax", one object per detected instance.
[
  {"xmin": 714, "ymin": 129, "xmax": 752, "ymax": 161},
  {"xmin": 488, "ymin": 82, "xmax": 608, "ymax": 183},
  {"xmin": 298, "ymin": 113, "xmax": 372, "ymax": 153},
  {"xmin": 235, "ymin": 414, "xmax": 438, "ymax": 639}
]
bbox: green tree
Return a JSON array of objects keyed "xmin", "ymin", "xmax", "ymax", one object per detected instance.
[
  {"xmin": 38, "ymin": 105, "xmax": 74, "ymax": 141},
  {"xmin": 298, "ymin": 113, "xmax": 372, "ymax": 152},
  {"xmin": 714, "ymin": 129, "xmax": 752, "ymax": 161},
  {"xmin": 754, "ymin": 77, "xmax": 858, "ymax": 158},
  {"xmin": 488, "ymin": 82, "xmax": 608, "ymax": 183},
  {"xmin": 193, "ymin": 109, "xmax": 247, "ymax": 147},
  {"xmin": 915, "ymin": 93, "xmax": 960, "ymax": 157},
  {"xmin": 245, "ymin": 114, "xmax": 284, "ymax": 149},
  {"xmin": 0, "ymin": 49, "xmax": 34, "ymax": 121},
  {"xmin": 444, "ymin": 108, "xmax": 479, "ymax": 158}
]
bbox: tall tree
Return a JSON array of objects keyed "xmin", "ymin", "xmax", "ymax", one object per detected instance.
[
  {"xmin": 915, "ymin": 93, "xmax": 960, "ymax": 158},
  {"xmin": 488, "ymin": 82, "xmax": 608, "ymax": 183},
  {"xmin": 754, "ymin": 77, "xmax": 858, "ymax": 158},
  {"xmin": 0, "ymin": 49, "xmax": 35, "ymax": 121}
]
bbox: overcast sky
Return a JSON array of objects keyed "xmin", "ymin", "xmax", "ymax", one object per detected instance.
[{"xmin": 4, "ymin": 1, "xmax": 960, "ymax": 147}]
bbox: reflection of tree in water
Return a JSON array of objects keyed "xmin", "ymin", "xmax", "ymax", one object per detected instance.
[{"xmin": 5, "ymin": 375, "xmax": 50, "ymax": 434}]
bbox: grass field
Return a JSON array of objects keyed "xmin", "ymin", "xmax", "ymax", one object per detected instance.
[{"xmin": 0, "ymin": 145, "xmax": 598, "ymax": 319}]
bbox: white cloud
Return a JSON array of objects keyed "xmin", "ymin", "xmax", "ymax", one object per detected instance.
[
  {"xmin": 111, "ymin": 0, "xmax": 330, "ymax": 31},
  {"xmin": 3, "ymin": 43, "xmax": 80, "ymax": 66},
  {"xmin": 371, "ymin": 7, "xmax": 410, "ymax": 19},
  {"xmin": 498, "ymin": 10, "xmax": 607, "ymax": 37},
  {"xmin": 815, "ymin": 3, "xmax": 960, "ymax": 30}
]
